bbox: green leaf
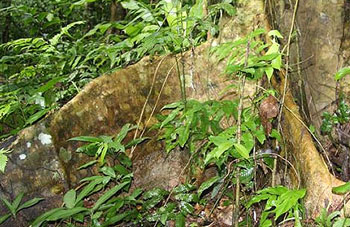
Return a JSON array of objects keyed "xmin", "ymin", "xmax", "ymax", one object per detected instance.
[
  {"xmin": 175, "ymin": 213, "xmax": 185, "ymax": 227},
  {"xmin": 268, "ymin": 30, "xmax": 283, "ymax": 39},
  {"xmin": 98, "ymin": 143, "xmax": 108, "ymax": 164},
  {"xmin": 273, "ymin": 189, "xmax": 306, "ymax": 220},
  {"xmin": 246, "ymin": 194, "xmax": 271, "ymax": 208},
  {"xmin": 75, "ymin": 178, "xmax": 103, "ymax": 205},
  {"xmin": 266, "ymin": 42, "xmax": 280, "ymax": 55},
  {"xmin": 160, "ymin": 108, "xmax": 181, "ymax": 128},
  {"xmin": 205, "ymin": 140, "xmax": 234, "ymax": 164},
  {"xmin": 180, "ymin": 201, "xmax": 194, "ymax": 214},
  {"xmin": 114, "ymin": 164, "xmax": 129, "ymax": 175},
  {"xmin": 78, "ymin": 160, "xmax": 98, "ymax": 170},
  {"xmin": 270, "ymin": 129, "xmax": 281, "ymax": 142},
  {"xmin": 17, "ymin": 197, "xmax": 43, "ymax": 211},
  {"xmin": 102, "ymin": 211, "xmax": 129, "ymax": 227},
  {"xmin": 25, "ymin": 108, "xmax": 50, "ymax": 126},
  {"xmin": 12, "ymin": 193, "xmax": 24, "ymax": 211},
  {"xmin": 160, "ymin": 213, "xmax": 168, "ymax": 225},
  {"xmin": 31, "ymin": 208, "xmax": 64, "ymax": 227},
  {"xmin": 332, "ymin": 182, "xmax": 350, "ymax": 195},
  {"xmin": 46, "ymin": 207, "xmax": 88, "ymax": 221},
  {"xmin": 161, "ymin": 101, "xmax": 183, "ymax": 110},
  {"xmin": 333, "ymin": 218, "xmax": 350, "ymax": 227},
  {"xmin": 0, "ymin": 214, "xmax": 11, "ymax": 225},
  {"xmin": 121, "ymin": 0, "xmax": 139, "ymax": 10},
  {"xmin": 92, "ymin": 181, "xmax": 129, "ymax": 211},
  {"xmin": 334, "ymin": 67, "xmax": 350, "ymax": 81},
  {"xmin": 36, "ymin": 76, "xmax": 64, "ymax": 93},
  {"xmin": 265, "ymin": 67, "xmax": 274, "ymax": 81},
  {"xmin": 125, "ymin": 137, "xmax": 149, "ymax": 148},
  {"xmin": 254, "ymin": 128, "xmax": 266, "ymax": 144},
  {"xmin": 271, "ymin": 55, "xmax": 282, "ymax": 70},
  {"xmin": 1, "ymin": 197, "xmax": 14, "ymax": 217},
  {"xmin": 101, "ymin": 167, "xmax": 116, "ymax": 178},
  {"xmin": 198, "ymin": 176, "xmax": 220, "ymax": 198},
  {"xmin": 69, "ymin": 136, "xmax": 103, "ymax": 143},
  {"xmin": 0, "ymin": 153, "xmax": 8, "ymax": 173},
  {"xmin": 64, "ymin": 189, "xmax": 76, "ymax": 209},
  {"xmin": 115, "ymin": 124, "xmax": 133, "ymax": 143},
  {"xmin": 233, "ymin": 143, "xmax": 250, "ymax": 159}
]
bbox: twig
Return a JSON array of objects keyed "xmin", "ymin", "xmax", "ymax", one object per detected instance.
[
  {"xmin": 130, "ymin": 56, "xmax": 168, "ymax": 158},
  {"xmin": 130, "ymin": 62, "xmax": 177, "ymax": 158}
]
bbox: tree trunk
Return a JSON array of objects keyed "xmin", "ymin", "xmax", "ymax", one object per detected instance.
[{"xmin": 2, "ymin": 0, "xmax": 350, "ymax": 223}]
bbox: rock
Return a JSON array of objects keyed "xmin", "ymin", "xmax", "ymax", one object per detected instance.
[{"xmin": 0, "ymin": 120, "xmax": 64, "ymax": 226}]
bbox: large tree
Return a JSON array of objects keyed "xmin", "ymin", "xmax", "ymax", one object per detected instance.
[{"xmin": 1, "ymin": 0, "xmax": 350, "ymax": 224}]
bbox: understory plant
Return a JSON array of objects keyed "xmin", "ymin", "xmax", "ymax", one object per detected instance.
[{"xmin": 0, "ymin": 0, "xmax": 235, "ymax": 138}]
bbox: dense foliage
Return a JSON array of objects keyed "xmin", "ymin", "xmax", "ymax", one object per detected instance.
[
  {"xmin": 0, "ymin": 0, "xmax": 235, "ymax": 138},
  {"xmin": 3, "ymin": 0, "xmax": 350, "ymax": 226}
]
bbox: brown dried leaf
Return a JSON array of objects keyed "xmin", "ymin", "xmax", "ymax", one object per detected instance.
[{"xmin": 259, "ymin": 95, "xmax": 279, "ymax": 119}]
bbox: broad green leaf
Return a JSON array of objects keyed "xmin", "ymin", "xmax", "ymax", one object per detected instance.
[
  {"xmin": 268, "ymin": 30, "xmax": 283, "ymax": 38},
  {"xmin": 332, "ymin": 182, "xmax": 350, "ymax": 195},
  {"xmin": 121, "ymin": 0, "xmax": 139, "ymax": 10},
  {"xmin": 92, "ymin": 181, "xmax": 129, "ymax": 211},
  {"xmin": 271, "ymin": 55, "xmax": 282, "ymax": 70},
  {"xmin": 160, "ymin": 213, "xmax": 168, "ymax": 225},
  {"xmin": 273, "ymin": 189, "xmax": 306, "ymax": 220},
  {"xmin": 265, "ymin": 67, "xmax": 274, "ymax": 81},
  {"xmin": 160, "ymin": 108, "xmax": 181, "ymax": 128},
  {"xmin": 266, "ymin": 42, "xmax": 280, "ymax": 55},
  {"xmin": 204, "ymin": 140, "xmax": 234, "ymax": 164},
  {"xmin": 36, "ymin": 77, "xmax": 64, "ymax": 93},
  {"xmin": 259, "ymin": 53, "xmax": 279, "ymax": 61},
  {"xmin": 254, "ymin": 128, "xmax": 266, "ymax": 144},
  {"xmin": 75, "ymin": 178, "xmax": 103, "ymax": 205},
  {"xmin": 233, "ymin": 143, "xmax": 250, "ymax": 159},
  {"xmin": 242, "ymin": 132, "xmax": 254, "ymax": 152},
  {"xmin": 25, "ymin": 108, "xmax": 50, "ymax": 126},
  {"xmin": 333, "ymin": 218, "xmax": 350, "ymax": 227},
  {"xmin": 175, "ymin": 213, "xmax": 185, "ymax": 227},
  {"xmin": 92, "ymin": 211, "xmax": 102, "ymax": 219},
  {"xmin": 102, "ymin": 212, "xmax": 129, "ymax": 227},
  {"xmin": 270, "ymin": 129, "xmax": 281, "ymax": 142},
  {"xmin": 64, "ymin": 189, "xmax": 76, "ymax": 209},
  {"xmin": 31, "ymin": 207, "xmax": 64, "ymax": 227},
  {"xmin": 46, "ymin": 207, "xmax": 88, "ymax": 221},
  {"xmin": 180, "ymin": 201, "xmax": 194, "ymax": 214},
  {"xmin": 17, "ymin": 198, "xmax": 43, "ymax": 211},
  {"xmin": 114, "ymin": 164, "xmax": 129, "ymax": 175},
  {"xmin": 198, "ymin": 176, "xmax": 220, "ymax": 198},
  {"xmin": 178, "ymin": 122, "xmax": 191, "ymax": 147},
  {"xmin": 115, "ymin": 124, "xmax": 134, "ymax": 143},
  {"xmin": 334, "ymin": 67, "xmax": 350, "ymax": 81},
  {"xmin": 246, "ymin": 194, "xmax": 271, "ymax": 208},
  {"xmin": 101, "ymin": 167, "xmax": 116, "ymax": 178},
  {"xmin": 143, "ymin": 188, "xmax": 169, "ymax": 200}
]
